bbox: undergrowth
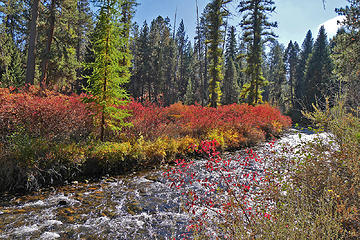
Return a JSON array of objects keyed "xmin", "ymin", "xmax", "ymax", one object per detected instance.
[{"xmin": 0, "ymin": 86, "xmax": 291, "ymax": 193}]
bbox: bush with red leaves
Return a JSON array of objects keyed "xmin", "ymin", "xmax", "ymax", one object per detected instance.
[{"xmin": 0, "ymin": 86, "xmax": 93, "ymax": 142}]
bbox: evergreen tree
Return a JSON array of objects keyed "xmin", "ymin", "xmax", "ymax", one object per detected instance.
[
  {"xmin": 39, "ymin": 0, "xmax": 57, "ymax": 88},
  {"xmin": 176, "ymin": 19, "xmax": 190, "ymax": 100},
  {"xmin": 25, "ymin": 0, "xmax": 40, "ymax": 85},
  {"xmin": 163, "ymin": 29, "xmax": 178, "ymax": 105},
  {"xmin": 333, "ymin": 0, "xmax": 360, "ymax": 109},
  {"xmin": 0, "ymin": 0, "xmax": 28, "ymax": 46},
  {"xmin": 39, "ymin": 0, "xmax": 94, "ymax": 90},
  {"xmin": 284, "ymin": 40, "xmax": 299, "ymax": 108},
  {"xmin": 205, "ymin": 0, "xmax": 230, "ymax": 108},
  {"xmin": 149, "ymin": 16, "xmax": 169, "ymax": 102},
  {"xmin": 222, "ymin": 26, "xmax": 239, "ymax": 104},
  {"xmin": 304, "ymin": 26, "xmax": 334, "ymax": 110},
  {"xmin": 184, "ymin": 78, "xmax": 196, "ymax": 105},
  {"xmin": 0, "ymin": 25, "xmax": 24, "ymax": 87},
  {"xmin": 128, "ymin": 23, "xmax": 140, "ymax": 98},
  {"xmin": 194, "ymin": 13, "xmax": 209, "ymax": 106},
  {"xmin": 74, "ymin": 0, "xmax": 94, "ymax": 92},
  {"xmin": 223, "ymin": 58, "xmax": 239, "ymax": 104},
  {"xmin": 130, "ymin": 16, "xmax": 176, "ymax": 105},
  {"xmin": 136, "ymin": 21, "xmax": 151, "ymax": 101},
  {"xmin": 266, "ymin": 40, "xmax": 286, "ymax": 110},
  {"xmin": 85, "ymin": 0, "xmax": 134, "ymax": 141},
  {"xmin": 238, "ymin": 0, "xmax": 277, "ymax": 105},
  {"xmin": 295, "ymin": 30, "xmax": 313, "ymax": 109},
  {"xmin": 335, "ymin": 0, "xmax": 360, "ymax": 32},
  {"xmin": 194, "ymin": 0, "xmax": 206, "ymax": 106},
  {"xmin": 236, "ymin": 39, "xmax": 248, "ymax": 96}
]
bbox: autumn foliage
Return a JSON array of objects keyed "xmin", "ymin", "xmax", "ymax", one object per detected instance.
[
  {"xmin": 0, "ymin": 86, "xmax": 93, "ymax": 142},
  {"xmin": 0, "ymin": 86, "xmax": 290, "ymax": 192},
  {"xmin": 0, "ymin": 87, "xmax": 290, "ymax": 145},
  {"xmin": 123, "ymin": 101, "xmax": 291, "ymax": 145}
]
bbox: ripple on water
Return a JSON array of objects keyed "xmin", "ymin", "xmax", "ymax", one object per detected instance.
[
  {"xmin": 13, "ymin": 225, "xmax": 39, "ymax": 235},
  {"xmin": 22, "ymin": 200, "xmax": 46, "ymax": 208},
  {"xmin": 40, "ymin": 231, "xmax": 60, "ymax": 239},
  {"xmin": 43, "ymin": 220, "xmax": 63, "ymax": 226}
]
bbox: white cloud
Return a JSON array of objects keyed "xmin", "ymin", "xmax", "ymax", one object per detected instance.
[{"xmin": 317, "ymin": 16, "xmax": 346, "ymax": 38}]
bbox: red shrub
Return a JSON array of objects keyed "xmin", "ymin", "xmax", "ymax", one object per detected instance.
[
  {"xmin": 122, "ymin": 101, "xmax": 291, "ymax": 142},
  {"xmin": 0, "ymin": 86, "xmax": 290, "ymax": 144},
  {"xmin": 0, "ymin": 86, "xmax": 93, "ymax": 142}
]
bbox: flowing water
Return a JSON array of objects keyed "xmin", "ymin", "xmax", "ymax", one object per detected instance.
[{"xmin": 0, "ymin": 129, "xmax": 329, "ymax": 240}]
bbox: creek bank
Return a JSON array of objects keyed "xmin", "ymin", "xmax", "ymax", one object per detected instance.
[
  {"xmin": 0, "ymin": 127, "xmax": 291, "ymax": 195},
  {"xmin": 0, "ymin": 129, "xmax": 326, "ymax": 239}
]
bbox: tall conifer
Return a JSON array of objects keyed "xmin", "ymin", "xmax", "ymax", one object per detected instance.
[
  {"xmin": 295, "ymin": 30, "xmax": 313, "ymax": 109},
  {"xmin": 238, "ymin": 0, "xmax": 277, "ymax": 105},
  {"xmin": 222, "ymin": 26, "xmax": 240, "ymax": 104},
  {"xmin": 205, "ymin": 0, "xmax": 230, "ymax": 108},
  {"xmin": 85, "ymin": 0, "xmax": 135, "ymax": 141},
  {"xmin": 284, "ymin": 40, "xmax": 299, "ymax": 107},
  {"xmin": 304, "ymin": 26, "xmax": 334, "ymax": 109}
]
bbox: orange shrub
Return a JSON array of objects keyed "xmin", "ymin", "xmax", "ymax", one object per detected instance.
[{"xmin": 123, "ymin": 101, "xmax": 291, "ymax": 143}]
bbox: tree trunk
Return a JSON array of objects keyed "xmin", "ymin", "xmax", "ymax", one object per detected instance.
[
  {"xmin": 195, "ymin": 0, "xmax": 205, "ymax": 107},
  {"xmin": 25, "ymin": 0, "xmax": 40, "ymax": 85},
  {"xmin": 40, "ymin": 0, "xmax": 56, "ymax": 89}
]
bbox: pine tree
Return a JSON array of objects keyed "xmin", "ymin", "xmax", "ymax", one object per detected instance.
[
  {"xmin": 85, "ymin": 0, "xmax": 134, "ymax": 141},
  {"xmin": 39, "ymin": 0, "xmax": 57, "ymax": 88},
  {"xmin": 194, "ymin": 13, "xmax": 209, "ymax": 106},
  {"xmin": 148, "ymin": 16, "xmax": 171, "ymax": 102},
  {"xmin": 194, "ymin": 0, "xmax": 206, "ymax": 106},
  {"xmin": 176, "ymin": 19, "xmax": 190, "ymax": 100},
  {"xmin": 0, "ymin": 26, "xmax": 25, "ymax": 87},
  {"xmin": 238, "ymin": 0, "xmax": 277, "ymax": 105},
  {"xmin": 236, "ymin": 39, "xmax": 248, "ymax": 96},
  {"xmin": 295, "ymin": 30, "xmax": 313, "ymax": 109},
  {"xmin": 205, "ymin": 0, "xmax": 230, "ymax": 108},
  {"xmin": 74, "ymin": 0, "xmax": 94, "ymax": 92},
  {"xmin": 25, "ymin": 0, "xmax": 40, "ymax": 85},
  {"xmin": 284, "ymin": 40, "xmax": 299, "ymax": 108},
  {"xmin": 333, "ymin": 0, "xmax": 360, "ymax": 109},
  {"xmin": 163, "ymin": 30, "xmax": 178, "ymax": 105},
  {"xmin": 222, "ymin": 26, "xmax": 239, "ymax": 104},
  {"xmin": 39, "ymin": 0, "xmax": 94, "ymax": 90},
  {"xmin": 304, "ymin": 26, "xmax": 334, "ymax": 110},
  {"xmin": 184, "ymin": 78, "xmax": 196, "ymax": 105},
  {"xmin": 136, "ymin": 21, "xmax": 152, "ymax": 101},
  {"xmin": 266, "ymin": 40, "xmax": 286, "ymax": 110},
  {"xmin": 0, "ymin": 0, "xmax": 28, "ymax": 46},
  {"xmin": 335, "ymin": 0, "xmax": 360, "ymax": 32}
]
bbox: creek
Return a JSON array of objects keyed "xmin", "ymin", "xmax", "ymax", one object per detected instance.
[{"xmin": 0, "ymin": 129, "xmax": 328, "ymax": 240}]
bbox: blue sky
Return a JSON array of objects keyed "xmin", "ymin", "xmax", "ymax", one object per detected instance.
[{"xmin": 133, "ymin": 0, "xmax": 348, "ymax": 47}]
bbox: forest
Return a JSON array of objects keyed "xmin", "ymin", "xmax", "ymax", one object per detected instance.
[{"xmin": 0, "ymin": 0, "xmax": 360, "ymax": 239}]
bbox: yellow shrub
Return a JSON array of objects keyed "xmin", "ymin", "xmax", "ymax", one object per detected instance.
[
  {"xmin": 164, "ymin": 137, "xmax": 181, "ymax": 159},
  {"xmin": 59, "ymin": 143, "xmax": 86, "ymax": 164},
  {"xmin": 177, "ymin": 136, "xmax": 200, "ymax": 154},
  {"xmin": 223, "ymin": 129, "xmax": 247, "ymax": 149},
  {"xmin": 91, "ymin": 141, "xmax": 132, "ymax": 163},
  {"xmin": 142, "ymin": 138, "xmax": 168, "ymax": 164},
  {"xmin": 205, "ymin": 128, "xmax": 248, "ymax": 150},
  {"xmin": 206, "ymin": 129, "xmax": 225, "ymax": 149}
]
